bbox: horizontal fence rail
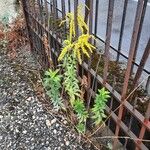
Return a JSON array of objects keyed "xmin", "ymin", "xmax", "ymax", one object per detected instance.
[{"xmin": 22, "ymin": 0, "xmax": 150, "ymax": 149}]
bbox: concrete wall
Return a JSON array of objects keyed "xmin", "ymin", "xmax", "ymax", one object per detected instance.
[{"xmin": 0, "ymin": 0, "xmax": 18, "ymax": 23}]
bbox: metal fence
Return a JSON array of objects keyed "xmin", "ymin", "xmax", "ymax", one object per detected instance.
[{"xmin": 22, "ymin": 0, "xmax": 150, "ymax": 149}]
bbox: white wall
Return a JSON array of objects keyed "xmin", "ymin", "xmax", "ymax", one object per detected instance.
[{"xmin": 0, "ymin": 0, "xmax": 18, "ymax": 23}]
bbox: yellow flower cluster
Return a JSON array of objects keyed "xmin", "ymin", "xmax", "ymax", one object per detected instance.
[{"xmin": 58, "ymin": 5, "xmax": 95, "ymax": 64}]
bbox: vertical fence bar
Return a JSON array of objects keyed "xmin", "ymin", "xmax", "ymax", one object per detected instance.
[
  {"xmin": 33, "ymin": 0, "xmax": 37, "ymax": 18},
  {"xmin": 131, "ymin": 0, "xmax": 148, "ymax": 72},
  {"xmin": 87, "ymin": 0, "xmax": 93, "ymax": 103},
  {"xmin": 74, "ymin": 0, "xmax": 78, "ymax": 38},
  {"xmin": 113, "ymin": 0, "xmax": 144, "ymax": 148},
  {"xmin": 107, "ymin": 77, "xmax": 116, "ymax": 133},
  {"xmin": 146, "ymin": 76, "xmax": 150, "ymax": 93},
  {"xmin": 37, "ymin": 0, "xmax": 44, "ymax": 24},
  {"xmin": 103, "ymin": 0, "xmax": 115, "ymax": 84},
  {"xmin": 74, "ymin": 0, "xmax": 78, "ymax": 78},
  {"xmin": 116, "ymin": 0, "xmax": 128, "ymax": 61},
  {"xmin": 136, "ymin": 101, "xmax": 150, "ymax": 150},
  {"xmin": 94, "ymin": 0, "xmax": 99, "ymax": 43},
  {"xmin": 133, "ymin": 38, "xmax": 150, "ymax": 87},
  {"xmin": 61, "ymin": 0, "xmax": 66, "ymax": 41},
  {"xmin": 44, "ymin": 0, "xmax": 49, "ymax": 27},
  {"xmin": 68, "ymin": 0, "xmax": 71, "ymax": 13},
  {"xmin": 53, "ymin": 0, "xmax": 58, "ymax": 19},
  {"xmin": 84, "ymin": 0, "xmax": 90, "ymax": 24},
  {"xmin": 93, "ymin": 0, "xmax": 99, "ymax": 92},
  {"xmin": 21, "ymin": 0, "xmax": 33, "ymax": 52}
]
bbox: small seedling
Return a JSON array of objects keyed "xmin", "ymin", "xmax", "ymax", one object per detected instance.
[
  {"xmin": 91, "ymin": 88, "xmax": 110, "ymax": 125},
  {"xmin": 43, "ymin": 69, "xmax": 64, "ymax": 111},
  {"xmin": 73, "ymin": 99, "xmax": 88, "ymax": 133}
]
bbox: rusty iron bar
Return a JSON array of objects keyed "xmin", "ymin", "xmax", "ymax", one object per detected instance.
[
  {"xmin": 52, "ymin": 0, "xmax": 59, "ymax": 67},
  {"xmin": 131, "ymin": 0, "xmax": 148, "ymax": 72},
  {"xmin": 53, "ymin": 0, "xmax": 58, "ymax": 19},
  {"xmin": 136, "ymin": 101, "xmax": 150, "ymax": 150},
  {"xmin": 103, "ymin": 0, "xmax": 115, "ymax": 85},
  {"xmin": 114, "ymin": 0, "xmax": 145, "ymax": 149},
  {"xmin": 87, "ymin": 0, "xmax": 100, "ymax": 111},
  {"xmin": 21, "ymin": 0, "xmax": 34, "ymax": 52},
  {"xmin": 146, "ymin": 76, "xmax": 150, "ymax": 94},
  {"xmin": 117, "ymin": 0, "xmax": 128, "ymax": 62},
  {"xmin": 107, "ymin": 77, "xmax": 116, "ymax": 135},
  {"xmin": 32, "ymin": 0, "xmax": 37, "ymax": 18},
  {"xmin": 74, "ymin": 0, "xmax": 78, "ymax": 39},
  {"xmin": 124, "ymin": 97, "xmax": 138, "ymax": 148},
  {"xmin": 61, "ymin": 0, "xmax": 66, "ymax": 21},
  {"xmin": 133, "ymin": 38, "xmax": 150, "ymax": 87},
  {"xmin": 37, "ymin": 0, "xmax": 44, "ymax": 24},
  {"xmin": 44, "ymin": 0, "xmax": 49, "ymax": 27},
  {"xmin": 84, "ymin": 0, "xmax": 90, "ymax": 24},
  {"xmin": 61, "ymin": 0, "xmax": 66, "ymax": 42},
  {"xmin": 87, "ymin": 0, "xmax": 93, "ymax": 105}
]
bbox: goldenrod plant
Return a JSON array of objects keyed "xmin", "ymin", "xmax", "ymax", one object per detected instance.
[{"xmin": 43, "ymin": 5, "xmax": 110, "ymax": 134}]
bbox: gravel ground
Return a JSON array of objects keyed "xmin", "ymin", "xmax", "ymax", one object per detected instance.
[{"xmin": 0, "ymin": 44, "xmax": 86, "ymax": 150}]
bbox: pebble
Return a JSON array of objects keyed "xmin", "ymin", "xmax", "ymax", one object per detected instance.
[
  {"xmin": 53, "ymin": 129, "xmax": 57, "ymax": 134},
  {"xmin": 51, "ymin": 118, "xmax": 57, "ymax": 125},
  {"xmin": 0, "ymin": 136, "xmax": 2, "ymax": 140},
  {"xmin": 63, "ymin": 120, "xmax": 68, "ymax": 125},
  {"xmin": 65, "ymin": 141, "xmax": 70, "ymax": 146},
  {"xmin": 46, "ymin": 120, "xmax": 51, "ymax": 127},
  {"xmin": 22, "ymin": 130, "xmax": 27, "ymax": 134}
]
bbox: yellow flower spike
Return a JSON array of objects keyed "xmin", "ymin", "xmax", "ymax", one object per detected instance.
[
  {"xmin": 58, "ymin": 43, "xmax": 74, "ymax": 61},
  {"xmin": 78, "ymin": 16, "xmax": 88, "ymax": 33},
  {"xmin": 81, "ymin": 44, "xmax": 90, "ymax": 58},
  {"xmin": 85, "ymin": 42, "xmax": 96, "ymax": 52},
  {"xmin": 74, "ymin": 43, "xmax": 80, "ymax": 57}
]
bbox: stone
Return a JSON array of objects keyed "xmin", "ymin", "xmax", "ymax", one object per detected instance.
[
  {"xmin": 51, "ymin": 118, "xmax": 57, "ymax": 125},
  {"xmin": 53, "ymin": 129, "xmax": 57, "ymax": 134},
  {"xmin": 46, "ymin": 120, "xmax": 51, "ymax": 127},
  {"xmin": 22, "ymin": 130, "xmax": 27, "ymax": 134},
  {"xmin": 63, "ymin": 120, "xmax": 67, "ymax": 125},
  {"xmin": 65, "ymin": 141, "xmax": 70, "ymax": 146}
]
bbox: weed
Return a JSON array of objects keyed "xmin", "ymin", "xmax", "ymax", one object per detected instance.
[
  {"xmin": 73, "ymin": 99, "xmax": 88, "ymax": 133},
  {"xmin": 43, "ymin": 5, "xmax": 110, "ymax": 134},
  {"xmin": 91, "ymin": 88, "xmax": 110, "ymax": 125},
  {"xmin": 43, "ymin": 69, "xmax": 64, "ymax": 111}
]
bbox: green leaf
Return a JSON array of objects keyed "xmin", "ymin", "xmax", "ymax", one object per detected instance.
[{"xmin": 76, "ymin": 123, "xmax": 86, "ymax": 133}]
